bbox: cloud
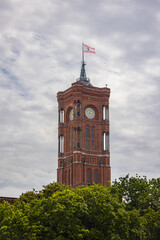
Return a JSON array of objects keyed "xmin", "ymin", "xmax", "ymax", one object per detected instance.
[{"xmin": 0, "ymin": 0, "xmax": 160, "ymax": 197}]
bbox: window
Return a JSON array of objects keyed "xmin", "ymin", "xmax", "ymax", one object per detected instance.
[
  {"xmin": 106, "ymin": 107, "xmax": 109, "ymax": 121},
  {"xmin": 103, "ymin": 132, "xmax": 106, "ymax": 151},
  {"xmin": 94, "ymin": 170, "xmax": 98, "ymax": 184},
  {"xmin": 75, "ymin": 128, "xmax": 77, "ymax": 148},
  {"xmin": 69, "ymin": 128, "xmax": 72, "ymax": 151},
  {"xmin": 86, "ymin": 125, "xmax": 90, "ymax": 150},
  {"xmin": 87, "ymin": 169, "xmax": 91, "ymax": 186},
  {"xmin": 80, "ymin": 129, "xmax": 82, "ymax": 148},
  {"xmin": 73, "ymin": 128, "xmax": 77, "ymax": 148},
  {"xmin": 59, "ymin": 109, "xmax": 64, "ymax": 123},
  {"xmin": 102, "ymin": 106, "xmax": 109, "ymax": 121},
  {"xmin": 77, "ymin": 100, "xmax": 81, "ymax": 117},
  {"xmin": 91, "ymin": 126, "xmax": 94, "ymax": 151},
  {"xmin": 60, "ymin": 135, "xmax": 64, "ymax": 153},
  {"xmin": 106, "ymin": 133, "xmax": 109, "ymax": 151},
  {"xmin": 102, "ymin": 106, "xmax": 106, "ymax": 120},
  {"xmin": 103, "ymin": 132, "xmax": 109, "ymax": 151}
]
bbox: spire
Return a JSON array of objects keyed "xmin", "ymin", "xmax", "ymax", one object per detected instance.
[
  {"xmin": 80, "ymin": 61, "xmax": 87, "ymax": 80},
  {"xmin": 77, "ymin": 61, "xmax": 92, "ymax": 86},
  {"xmin": 76, "ymin": 43, "xmax": 92, "ymax": 86},
  {"xmin": 79, "ymin": 60, "xmax": 90, "ymax": 82}
]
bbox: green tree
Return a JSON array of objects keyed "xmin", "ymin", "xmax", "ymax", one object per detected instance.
[
  {"xmin": 112, "ymin": 174, "xmax": 160, "ymax": 211},
  {"xmin": 112, "ymin": 175, "xmax": 160, "ymax": 240},
  {"xmin": 0, "ymin": 176, "xmax": 159, "ymax": 240},
  {"xmin": 40, "ymin": 182, "xmax": 71, "ymax": 198}
]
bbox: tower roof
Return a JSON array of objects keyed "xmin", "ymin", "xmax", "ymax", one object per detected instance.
[{"xmin": 76, "ymin": 61, "xmax": 92, "ymax": 86}]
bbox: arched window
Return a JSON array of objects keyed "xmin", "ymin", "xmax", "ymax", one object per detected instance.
[
  {"xmin": 87, "ymin": 168, "xmax": 91, "ymax": 186},
  {"xmin": 73, "ymin": 128, "xmax": 77, "ymax": 149},
  {"xmin": 59, "ymin": 109, "xmax": 64, "ymax": 123},
  {"xmin": 59, "ymin": 135, "xmax": 64, "ymax": 153},
  {"xmin": 103, "ymin": 132, "xmax": 109, "ymax": 151},
  {"xmin": 106, "ymin": 133, "xmax": 109, "ymax": 151},
  {"xmin": 102, "ymin": 106, "xmax": 109, "ymax": 121},
  {"xmin": 94, "ymin": 170, "xmax": 98, "ymax": 184},
  {"xmin": 86, "ymin": 125, "xmax": 90, "ymax": 150},
  {"xmin": 80, "ymin": 129, "xmax": 82, "ymax": 148},
  {"xmin": 69, "ymin": 127, "xmax": 72, "ymax": 151},
  {"xmin": 77, "ymin": 100, "xmax": 81, "ymax": 117},
  {"xmin": 103, "ymin": 132, "xmax": 106, "ymax": 151},
  {"xmin": 102, "ymin": 106, "xmax": 106, "ymax": 120},
  {"xmin": 91, "ymin": 126, "xmax": 94, "ymax": 151},
  {"xmin": 106, "ymin": 107, "xmax": 109, "ymax": 121}
]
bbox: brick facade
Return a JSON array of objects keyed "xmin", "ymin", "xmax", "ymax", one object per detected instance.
[{"xmin": 57, "ymin": 81, "xmax": 111, "ymax": 187}]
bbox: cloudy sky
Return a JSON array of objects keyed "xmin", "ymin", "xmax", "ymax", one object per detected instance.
[{"xmin": 0, "ymin": 0, "xmax": 160, "ymax": 197}]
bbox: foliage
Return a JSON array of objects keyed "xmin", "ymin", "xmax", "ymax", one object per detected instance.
[
  {"xmin": 0, "ymin": 176, "xmax": 160, "ymax": 239},
  {"xmin": 112, "ymin": 174, "xmax": 160, "ymax": 211},
  {"xmin": 112, "ymin": 175, "xmax": 160, "ymax": 239}
]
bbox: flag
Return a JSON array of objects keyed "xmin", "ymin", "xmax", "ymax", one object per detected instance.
[{"xmin": 83, "ymin": 43, "xmax": 95, "ymax": 54}]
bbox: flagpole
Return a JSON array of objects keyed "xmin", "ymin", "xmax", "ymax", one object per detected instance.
[{"xmin": 82, "ymin": 42, "xmax": 84, "ymax": 63}]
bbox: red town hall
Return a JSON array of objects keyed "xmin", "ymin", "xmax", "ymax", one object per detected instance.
[{"xmin": 57, "ymin": 59, "xmax": 111, "ymax": 187}]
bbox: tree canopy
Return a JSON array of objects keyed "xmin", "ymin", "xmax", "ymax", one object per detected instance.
[{"xmin": 0, "ymin": 175, "xmax": 160, "ymax": 240}]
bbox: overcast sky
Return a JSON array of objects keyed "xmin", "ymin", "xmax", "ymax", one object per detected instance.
[{"xmin": 0, "ymin": 0, "xmax": 160, "ymax": 197}]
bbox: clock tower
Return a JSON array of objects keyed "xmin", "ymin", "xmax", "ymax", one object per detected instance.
[{"xmin": 57, "ymin": 47, "xmax": 110, "ymax": 186}]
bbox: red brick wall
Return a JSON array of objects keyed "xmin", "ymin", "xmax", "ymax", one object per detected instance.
[{"xmin": 57, "ymin": 82, "xmax": 111, "ymax": 187}]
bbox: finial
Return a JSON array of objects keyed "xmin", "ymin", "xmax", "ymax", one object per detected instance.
[
  {"xmin": 80, "ymin": 61, "xmax": 87, "ymax": 80},
  {"xmin": 76, "ymin": 43, "xmax": 92, "ymax": 86}
]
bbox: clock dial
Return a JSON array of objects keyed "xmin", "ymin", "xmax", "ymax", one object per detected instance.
[
  {"xmin": 69, "ymin": 109, "xmax": 74, "ymax": 120},
  {"xmin": 85, "ymin": 107, "xmax": 95, "ymax": 119}
]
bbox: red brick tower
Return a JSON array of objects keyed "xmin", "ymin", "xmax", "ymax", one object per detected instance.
[{"xmin": 57, "ymin": 50, "xmax": 110, "ymax": 186}]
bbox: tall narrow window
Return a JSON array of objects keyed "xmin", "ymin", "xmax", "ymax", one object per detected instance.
[
  {"xmin": 103, "ymin": 132, "xmax": 109, "ymax": 151},
  {"xmin": 94, "ymin": 170, "xmax": 98, "ymax": 184},
  {"xmin": 106, "ymin": 133, "xmax": 109, "ymax": 151},
  {"xmin": 87, "ymin": 169, "xmax": 91, "ymax": 186},
  {"xmin": 77, "ymin": 100, "xmax": 81, "ymax": 117},
  {"xmin": 60, "ymin": 135, "xmax": 64, "ymax": 153},
  {"xmin": 102, "ymin": 106, "xmax": 109, "ymax": 121},
  {"xmin": 103, "ymin": 132, "xmax": 106, "ymax": 151},
  {"xmin": 91, "ymin": 126, "xmax": 94, "ymax": 151},
  {"xmin": 75, "ymin": 128, "xmax": 77, "ymax": 148},
  {"xmin": 106, "ymin": 107, "xmax": 109, "ymax": 121},
  {"xmin": 73, "ymin": 128, "xmax": 76, "ymax": 148},
  {"xmin": 70, "ymin": 128, "xmax": 72, "ymax": 151},
  {"xmin": 86, "ymin": 125, "xmax": 90, "ymax": 150},
  {"xmin": 102, "ymin": 106, "xmax": 106, "ymax": 120},
  {"xmin": 80, "ymin": 129, "xmax": 82, "ymax": 148},
  {"xmin": 59, "ymin": 109, "xmax": 64, "ymax": 123}
]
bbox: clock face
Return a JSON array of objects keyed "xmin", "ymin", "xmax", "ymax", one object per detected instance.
[
  {"xmin": 85, "ymin": 107, "xmax": 95, "ymax": 119},
  {"xmin": 69, "ymin": 109, "xmax": 74, "ymax": 120}
]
